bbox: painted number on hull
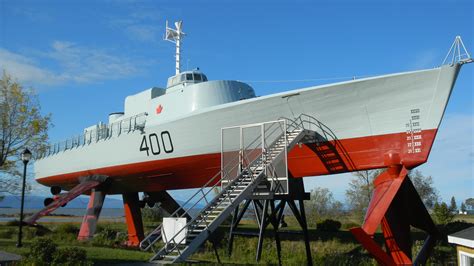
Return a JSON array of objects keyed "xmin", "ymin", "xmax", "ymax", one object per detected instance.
[{"xmin": 140, "ymin": 131, "xmax": 174, "ymax": 156}]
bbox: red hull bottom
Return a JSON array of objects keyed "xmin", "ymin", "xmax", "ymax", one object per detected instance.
[{"xmin": 37, "ymin": 129, "xmax": 437, "ymax": 193}]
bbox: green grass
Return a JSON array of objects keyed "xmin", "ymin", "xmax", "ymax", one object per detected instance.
[
  {"xmin": 0, "ymin": 239, "xmax": 150, "ymax": 263},
  {"xmin": 0, "ymin": 217, "xmax": 465, "ymax": 265}
]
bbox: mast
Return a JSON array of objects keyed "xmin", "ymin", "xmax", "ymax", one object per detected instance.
[{"xmin": 165, "ymin": 20, "xmax": 186, "ymax": 75}]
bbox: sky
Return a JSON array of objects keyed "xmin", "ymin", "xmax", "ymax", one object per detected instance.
[{"xmin": 0, "ymin": 0, "xmax": 472, "ymax": 205}]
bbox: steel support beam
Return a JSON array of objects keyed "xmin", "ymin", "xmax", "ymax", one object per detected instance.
[
  {"xmin": 146, "ymin": 191, "xmax": 190, "ymax": 219},
  {"xmin": 123, "ymin": 192, "xmax": 144, "ymax": 247},
  {"xmin": 78, "ymin": 189, "xmax": 106, "ymax": 240},
  {"xmin": 350, "ymin": 164, "xmax": 439, "ymax": 265},
  {"xmin": 256, "ymin": 200, "xmax": 269, "ymax": 262}
]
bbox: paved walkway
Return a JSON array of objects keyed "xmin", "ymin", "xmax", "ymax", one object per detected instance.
[{"xmin": 0, "ymin": 251, "xmax": 22, "ymax": 264}]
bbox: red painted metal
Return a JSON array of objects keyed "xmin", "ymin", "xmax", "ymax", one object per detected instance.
[
  {"xmin": 36, "ymin": 129, "xmax": 437, "ymax": 193},
  {"xmin": 350, "ymin": 227, "xmax": 396, "ymax": 266},
  {"xmin": 156, "ymin": 104, "xmax": 163, "ymax": 114},
  {"xmin": 362, "ymin": 166, "xmax": 407, "ymax": 235},
  {"xmin": 25, "ymin": 180, "xmax": 102, "ymax": 225},
  {"xmin": 78, "ymin": 189, "xmax": 105, "ymax": 240},
  {"xmin": 122, "ymin": 193, "xmax": 144, "ymax": 247},
  {"xmin": 350, "ymin": 163, "xmax": 439, "ymax": 265}
]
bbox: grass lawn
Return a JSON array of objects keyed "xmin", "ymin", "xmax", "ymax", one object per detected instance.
[{"xmin": 1, "ymin": 215, "xmax": 471, "ymax": 265}]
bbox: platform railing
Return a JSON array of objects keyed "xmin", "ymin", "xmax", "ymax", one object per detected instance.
[
  {"xmin": 281, "ymin": 114, "xmax": 356, "ymax": 171},
  {"xmin": 140, "ymin": 120, "xmax": 289, "ymax": 254},
  {"xmin": 38, "ymin": 112, "xmax": 148, "ymax": 159},
  {"xmin": 220, "ymin": 120, "xmax": 287, "ymax": 187},
  {"xmin": 139, "ymin": 137, "xmax": 265, "ymax": 252}
]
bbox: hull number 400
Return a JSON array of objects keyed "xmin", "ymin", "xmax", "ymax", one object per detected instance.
[{"xmin": 140, "ymin": 131, "xmax": 174, "ymax": 156}]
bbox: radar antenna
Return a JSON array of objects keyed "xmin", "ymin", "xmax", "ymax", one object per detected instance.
[
  {"xmin": 442, "ymin": 36, "xmax": 473, "ymax": 65},
  {"xmin": 165, "ymin": 20, "xmax": 186, "ymax": 75}
]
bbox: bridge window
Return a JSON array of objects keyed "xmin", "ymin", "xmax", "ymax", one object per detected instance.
[
  {"xmin": 193, "ymin": 73, "xmax": 202, "ymax": 81},
  {"xmin": 202, "ymin": 75, "xmax": 208, "ymax": 81},
  {"xmin": 186, "ymin": 73, "xmax": 193, "ymax": 81}
]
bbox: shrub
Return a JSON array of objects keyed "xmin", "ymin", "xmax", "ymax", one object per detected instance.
[
  {"xmin": 443, "ymin": 221, "xmax": 473, "ymax": 235},
  {"xmin": 342, "ymin": 221, "xmax": 360, "ymax": 230},
  {"xmin": 52, "ymin": 247, "xmax": 89, "ymax": 266},
  {"xmin": 28, "ymin": 238, "xmax": 58, "ymax": 264},
  {"xmin": 0, "ymin": 228, "xmax": 15, "ymax": 239},
  {"xmin": 142, "ymin": 206, "xmax": 164, "ymax": 222},
  {"xmin": 55, "ymin": 223, "xmax": 79, "ymax": 235},
  {"xmin": 92, "ymin": 225, "xmax": 121, "ymax": 246},
  {"xmin": 6, "ymin": 220, "xmax": 20, "ymax": 226},
  {"xmin": 432, "ymin": 202, "xmax": 455, "ymax": 225},
  {"xmin": 24, "ymin": 227, "xmax": 40, "ymax": 239},
  {"xmin": 317, "ymin": 219, "xmax": 341, "ymax": 232}
]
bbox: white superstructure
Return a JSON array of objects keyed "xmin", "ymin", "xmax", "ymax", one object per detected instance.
[{"xmin": 33, "ymin": 23, "xmax": 471, "ymax": 194}]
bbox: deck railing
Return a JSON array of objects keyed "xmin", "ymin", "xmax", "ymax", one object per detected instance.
[{"xmin": 38, "ymin": 112, "xmax": 148, "ymax": 159}]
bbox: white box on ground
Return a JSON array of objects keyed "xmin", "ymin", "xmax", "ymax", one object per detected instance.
[{"xmin": 162, "ymin": 217, "xmax": 187, "ymax": 245}]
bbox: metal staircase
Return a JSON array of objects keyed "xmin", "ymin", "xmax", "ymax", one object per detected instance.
[
  {"xmin": 283, "ymin": 114, "xmax": 356, "ymax": 173},
  {"xmin": 140, "ymin": 120, "xmax": 307, "ymax": 264}
]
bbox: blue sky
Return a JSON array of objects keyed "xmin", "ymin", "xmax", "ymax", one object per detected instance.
[{"xmin": 0, "ymin": 0, "xmax": 472, "ymax": 205}]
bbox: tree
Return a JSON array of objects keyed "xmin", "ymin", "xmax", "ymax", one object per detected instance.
[
  {"xmin": 345, "ymin": 169, "xmax": 383, "ymax": 219},
  {"xmin": 308, "ymin": 186, "xmax": 343, "ymax": 220},
  {"xmin": 409, "ymin": 170, "xmax": 439, "ymax": 209},
  {"xmin": 460, "ymin": 202, "xmax": 467, "ymax": 213},
  {"xmin": 0, "ymin": 71, "xmax": 51, "ymax": 194},
  {"xmin": 432, "ymin": 201, "xmax": 455, "ymax": 225},
  {"xmin": 141, "ymin": 205, "xmax": 165, "ymax": 223},
  {"xmin": 345, "ymin": 169, "xmax": 438, "ymax": 220},
  {"xmin": 450, "ymin": 196, "xmax": 457, "ymax": 212},
  {"xmin": 465, "ymin": 198, "xmax": 474, "ymax": 210}
]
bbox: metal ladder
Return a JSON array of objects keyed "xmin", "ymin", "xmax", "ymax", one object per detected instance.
[{"xmin": 140, "ymin": 121, "xmax": 307, "ymax": 264}]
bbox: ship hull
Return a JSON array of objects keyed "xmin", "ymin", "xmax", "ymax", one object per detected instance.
[{"xmin": 34, "ymin": 64, "xmax": 461, "ymax": 193}]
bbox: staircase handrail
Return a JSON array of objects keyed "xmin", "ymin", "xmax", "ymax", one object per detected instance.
[
  {"xmin": 260, "ymin": 123, "xmax": 290, "ymax": 193},
  {"xmin": 154, "ymin": 148, "xmax": 266, "ymax": 257},
  {"xmin": 148, "ymin": 121, "xmax": 290, "ymax": 258},
  {"xmin": 140, "ymin": 153, "xmax": 240, "ymax": 250},
  {"xmin": 140, "ymin": 121, "xmax": 283, "ymax": 250},
  {"xmin": 279, "ymin": 114, "xmax": 357, "ymax": 171},
  {"xmin": 221, "ymin": 120, "xmax": 284, "ymax": 184}
]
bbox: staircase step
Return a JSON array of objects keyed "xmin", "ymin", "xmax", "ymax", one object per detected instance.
[
  {"xmin": 143, "ymin": 125, "xmax": 294, "ymax": 263},
  {"xmin": 319, "ymin": 149, "xmax": 335, "ymax": 154},
  {"xmin": 323, "ymin": 155, "xmax": 340, "ymax": 161},
  {"xmin": 169, "ymin": 248, "xmax": 186, "ymax": 254},
  {"xmin": 326, "ymin": 161, "xmax": 343, "ymax": 166}
]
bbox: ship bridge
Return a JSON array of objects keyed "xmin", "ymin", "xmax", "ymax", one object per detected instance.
[{"xmin": 166, "ymin": 70, "xmax": 208, "ymax": 89}]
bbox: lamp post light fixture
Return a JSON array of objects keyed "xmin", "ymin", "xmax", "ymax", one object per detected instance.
[{"xmin": 16, "ymin": 148, "xmax": 32, "ymax": 248}]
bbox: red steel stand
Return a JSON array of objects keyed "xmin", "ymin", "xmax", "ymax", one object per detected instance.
[
  {"xmin": 78, "ymin": 189, "xmax": 106, "ymax": 240},
  {"xmin": 122, "ymin": 192, "xmax": 145, "ymax": 247},
  {"xmin": 350, "ymin": 164, "xmax": 439, "ymax": 265},
  {"xmin": 25, "ymin": 179, "xmax": 103, "ymax": 225}
]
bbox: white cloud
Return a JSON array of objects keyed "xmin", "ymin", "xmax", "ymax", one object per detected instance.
[
  {"xmin": 0, "ymin": 48, "xmax": 60, "ymax": 85},
  {"xmin": 124, "ymin": 24, "xmax": 161, "ymax": 42},
  {"xmin": 0, "ymin": 41, "xmax": 143, "ymax": 86},
  {"xmin": 108, "ymin": 8, "xmax": 164, "ymax": 43}
]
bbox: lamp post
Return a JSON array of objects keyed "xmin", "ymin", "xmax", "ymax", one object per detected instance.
[{"xmin": 16, "ymin": 148, "xmax": 32, "ymax": 248}]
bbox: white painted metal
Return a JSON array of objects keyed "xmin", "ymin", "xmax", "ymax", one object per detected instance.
[
  {"xmin": 165, "ymin": 20, "xmax": 185, "ymax": 75},
  {"xmin": 162, "ymin": 218, "xmax": 187, "ymax": 245},
  {"xmin": 443, "ymin": 36, "xmax": 472, "ymax": 65},
  {"xmin": 35, "ymin": 64, "xmax": 462, "ymax": 181},
  {"xmin": 221, "ymin": 120, "xmax": 289, "ymax": 194},
  {"xmin": 140, "ymin": 121, "xmax": 306, "ymax": 263}
]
